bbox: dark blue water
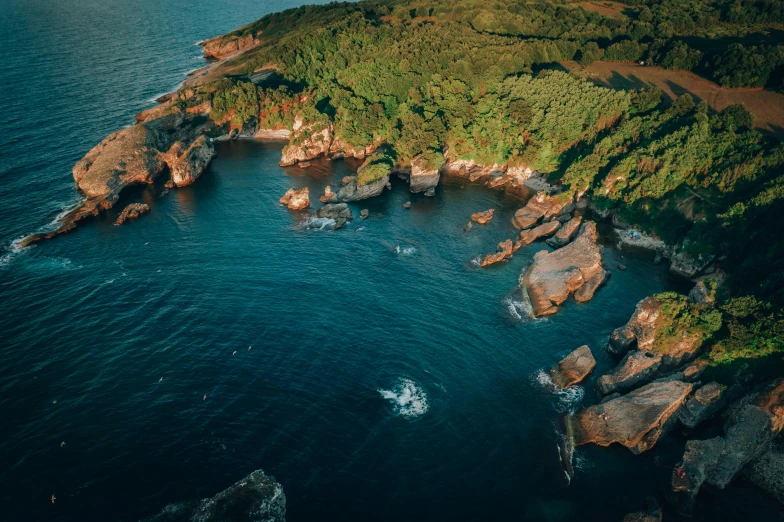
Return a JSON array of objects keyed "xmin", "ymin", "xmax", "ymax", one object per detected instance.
[{"xmin": 0, "ymin": 2, "xmax": 691, "ymax": 521}]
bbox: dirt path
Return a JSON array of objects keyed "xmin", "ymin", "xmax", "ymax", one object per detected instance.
[{"xmin": 563, "ymin": 60, "xmax": 784, "ymax": 139}]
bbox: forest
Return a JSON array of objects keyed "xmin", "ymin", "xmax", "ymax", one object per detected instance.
[{"xmin": 185, "ymin": 0, "xmax": 783, "ymax": 375}]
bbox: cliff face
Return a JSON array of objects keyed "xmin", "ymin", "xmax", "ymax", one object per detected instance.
[{"xmin": 201, "ymin": 33, "xmax": 259, "ymax": 60}]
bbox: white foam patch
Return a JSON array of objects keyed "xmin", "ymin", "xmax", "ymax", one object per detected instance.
[
  {"xmin": 303, "ymin": 217, "xmax": 336, "ymax": 230},
  {"xmin": 470, "ymin": 255, "xmax": 481, "ymax": 267},
  {"xmin": 534, "ymin": 370, "xmax": 584, "ymax": 413},
  {"xmin": 378, "ymin": 378, "xmax": 429, "ymax": 418},
  {"xmin": 394, "ymin": 245, "xmax": 417, "ymax": 256}
]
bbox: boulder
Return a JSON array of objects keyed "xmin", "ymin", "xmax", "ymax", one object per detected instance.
[
  {"xmin": 518, "ymin": 220, "xmax": 560, "ymax": 245},
  {"xmin": 115, "ymin": 203, "xmax": 150, "ymax": 225},
  {"xmin": 522, "ymin": 222, "xmax": 605, "ymax": 317},
  {"xmin": 315, "ymin": 203, "xmax": 351, "ymax": 221},
  {"xmin": 409, "ymin": 155, "xmax": 443, "ymax": 193},
  {"xmin": 471, "ymin": 209, "xmax": 494, "ymax": 225},
  {"xmin": 671, "ymin": 380, "xmax": 784, "ymax": 514},
  {"xmin": 279, "ymin": 123, "xmax": 332, "ymax": 166},
  {"xmin": 551, "ymin": 345, "xmax": 596, "ymax": 388},
  {"xmin": 597, "ymin": 350, "xmax": 663, "ymax": 396},
  {"xmin": 279, "ymin": 188, "xmax": 309, "ymax": 211},
  {"xmin": 512, "ymin": 192, "xmax": 571, "ymax": 229},
  {"xmin": 573, "ymin": 380, "xmax": 694, "ymax": 454},
  {"xmin": 678, "ymin": 382, "xmax": 727, "ymax": 430},
  {"xmin": 145, "ymin": 469, "xmax": 285, "ymax": 522},
  {"xmin": 403, "ymin": 201, "xmax": 411, "ymax": 209},
  {"xmin": 360, "ymin": 209, "xmax": 369, "ymax": 220},
  {"xmin": 546, "ymin": 216, "xmax": 582, "ymax": 248},
  {"xmin": 480, "ymin": 240, "xmax": 513, "ymax": 267},
  {"xmin": 166, "ymin": 136, "xmax": 215, "ymax": 187}
]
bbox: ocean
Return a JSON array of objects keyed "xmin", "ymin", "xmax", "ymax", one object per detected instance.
[{"xmin": 0, "ymin": 1, "xmax": 777, "ymax": 521}]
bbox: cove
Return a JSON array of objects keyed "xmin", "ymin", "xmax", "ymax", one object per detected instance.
[{"xmin": 1, "ymin": 139, "xmax": 683, "ymax": 521}]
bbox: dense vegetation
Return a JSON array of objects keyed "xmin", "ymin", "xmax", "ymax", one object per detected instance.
[{"xmin": 188, "ymin": 0, "xmax": 783, "ymax": 369}]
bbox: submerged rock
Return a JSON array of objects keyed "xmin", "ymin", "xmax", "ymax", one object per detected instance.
[
  {"xmin": 471, "ymin": 209, "xmax": 494, "ymax": 225},
  {"xmin": 115, "ymin": 203, "xmax": 150, "ymax": 225},
  {"xmin": 480, "ymin": 240, "xmax": 513, "ymax": 267},
  {"xmin": 512, "ymin": 192, "xmax": 571, "ymax": 229},
  {"xmin": 546, "ymin": 216, "xmax": 582, "ymax": 248},
  {"xmin": 518, "ymin": 220, "xmax": 560, "ymax": 245},
  {"xmin": 522, "ymin": 222, "xmax": 605, "ymax": 317},
  {"xmin": 622, "ymin": 497, "xmax": 662, "ymax": 522},
  {"xmin": 145, "ymin": 469, "xmax": 285, "ymax": 522},
  {"xmin": 403, "ymin": 201, "xmax": 411, "ymax": 209},
  {"xmin": 672, "ymin": 380, "xmax": 784, "ymax": 514},
  {"xmin": 551, "ymin": 345, "xmax": 596, "ymax": 388},
  {"xmin": 279, "ymin": 188, "xmax": 309, "ymax": 211},
  {"xmin": 573, "ymin": 380, "xmax": 693, "ymax": 454}
]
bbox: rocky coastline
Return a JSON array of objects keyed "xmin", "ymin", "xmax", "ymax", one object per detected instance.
[{"xmin": 18, "ymin": 20, "xmax": 783, "ymax": 520}]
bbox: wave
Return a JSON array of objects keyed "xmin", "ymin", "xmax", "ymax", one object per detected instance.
[
  {"xmin": 534, "ymin": 370, "xmax": 584, "ymax": 413},
  {"xmin": 303, "ymin": 217, "xmax": 336, "ymax": 231},
  {"xmin": 394, "ymin": 245, "xmax": 417, "ymax": 256},
  {"xmin": 378, "ymin": 378, "xmax": 429, "ymax": 418},
  {"xmin": 470, "ymin": 255, "xmax": 481, "ymax": 267}
]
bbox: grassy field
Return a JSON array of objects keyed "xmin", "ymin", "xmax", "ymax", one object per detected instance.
[{"xmin": 563, "ymin": 60, "xmax": 784, "ymax": 139}]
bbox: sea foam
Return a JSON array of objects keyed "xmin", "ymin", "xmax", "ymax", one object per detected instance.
[
  {"xmin": 394, "ymin": 245, "xmax": 417, "ymax": 256},
  {"xmin": 378, "ymin": 378, "xmax": 429, "ymax": 418}
]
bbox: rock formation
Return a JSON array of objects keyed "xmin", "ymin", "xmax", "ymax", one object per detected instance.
[
  {"xmin": 480, "ymin": 240, "xmax": 513, "ymax": 267},
  {"xmin": 744, "ymin": 440, "xmax": 784, "ymax": 505},
  {"xmin": 320, "ymin": 185, "xmax": 334, "ymax": 203},
  {"xmin": 607, "ymin": 297, "xmax": 663, "ymax": 356},
  {"xmin": 167, "ymin": 136, "xmax": 215, "ymax": 187},
  {"xmin": 669, "ymin": 241, "xmax": 715, "ymax": 279},
  {"xmin": 518, "ymin": 220, "xmax": 560, "ymax": 245},
  {"xmin": 471, "ymin": 209, "xmax": 494, "ymax": 225},
  {"xmin": 573, "ymin": 380, "xmax": 694, "ymax": 454},
  {"xmin": 678, "ymin": 382, "xmax": 728, "ymax": 430},
  {"xmin": 333, "ymin": 175, "xmax": 387, "ymax": 202},
  {"xmin": 279, "ymin": 123, "xmax": 332, "ymax": 166},
  {"xmin": 145, "ymin": 469, "xmax": 285, "ymax": 522},
  {"xmin": 409, "ymin": 155, "xmax": 443, "ymax": 193},
  {"xmin": 115, "ymin": 203, "xmax": 150, "ymax": 225},
  {"xmin": 622, "ymin": 498, "xmax": 662, "ymax": 522},
  {"xmin": 597, "ymin": 351, "xmax": 662, "ymax": 395},
  {"xmin": 314, "ymin": 203, "xmax": 352, "ymax": 229},
  {"xmin": 522, "ymin": 222, "xmax": 605, "ymax": 316},
  {"xmin": 546, "ymin": 216, "xmax": 582, "ymax": 248},
  {"xmin": 201, "ymin": 33, "xmax": 259, "ymax": 60},
  {"xmin": 279, "ymin": 188, "xmax": 309, "ymax": 210},
  {"xmin": 551, "ymin": 345, "xmax": 596, "ymax": 388},
  {"xmin": 512, "ymin": 191, "xmax": 572, "ymax": 229},
  {"xmin": 671, "ymin": 380, "xmax": 784, "ymax": 514}
]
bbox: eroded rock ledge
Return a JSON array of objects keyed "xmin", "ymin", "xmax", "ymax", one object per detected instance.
[{"xmin": 522, "ymin": 221, "xmax": 606, "ymax": 317}]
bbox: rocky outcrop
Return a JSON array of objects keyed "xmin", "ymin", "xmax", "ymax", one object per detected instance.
[
  {"xmin": 597, "ymin": 351, "xmax": 663, "ymax": 395},
  {"xmin": 314, "ymin": 203, "xmax": 352, "ymax": 229},
  {"xmin": 672, "ymin": 380, "xmax": 784, "ymax": 514},
  {"xmin": 607, "ymin": 297, "xmax": 663, "ymax": 356},
  {"xmin": 471, "ymin": 209, "xmax": 494, "ymax": 225},
  {"xmin": 486, "ymin": 165, "xmax": 535, "ymax": 188},
  {"xmin": 145, "ymin": 469, "xmax": 285, "ymax": 522},
  {"xmin": 328, "ymin": 136, "xmax": 377, "ymax": 160},
  {"xmin": 279, "ymin": 188, "xmax": 309, "ymax": 210},
  {"xmin": 409, "ymin": 155, "xmax": 443, "ymax": 193},
  {"xmin": 201, "ymin": 33, "xmax": 259, "ymax": 60},
  {"xmin": 518, "ymin": 220, "xmax": 560, "ymax": 245},
  {"xmin": 744, "ymin": 440, "xmax": 784, "ymax": 505},
  {"xmin": 279, "ymin": 123, "xmax": 332, "ymax": 166},
  {"xmin": 166, "ymin": 136, "xmax": 215, "ymax": 187},
  {"xmin": 522, "ymin": 222, "xmax": 605, "ymax": 316},
  {"xmin": 73, "ymin": 124, "xmax": 167, "ymax": 199},
  {"xmin": 480, "ymin": 240, "xmax": 513, "ymax": 267},
  {"xmin": 573, "ymin": 380, "xmax": 694, "ymax": 454},
  {"xmin": 333, "ymin": 176, "xmax": 388, "ymax": 202},
  {"xmin": 320, "ymin": 185, "xmax": 335, "ymax": 203},
  {"xmin": 115, "ymin": 203, "xmax": 150, "ymax": 225},
  {"xmin": 669, "ymin": 241, "xmax": 715, "ymax": 279},
  {"xmin": 551, "ymin": 345, "xmax": 596, "ymax": 388},
  {"xmin": 678, "ymin": 382, "xmax": 728, "ymax": 430},
  {"xmin": 546, "ymin": 216, "xmax": 582, "ymax": 248},
  {"xmin": 512, "ymin": 192, "xmax": 572, "ymax": 229}
]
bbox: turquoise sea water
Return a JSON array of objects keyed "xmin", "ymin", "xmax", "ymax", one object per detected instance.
[{"xmin": 0, "ymin": 2, "xmax": 778, "ymax": 521}]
